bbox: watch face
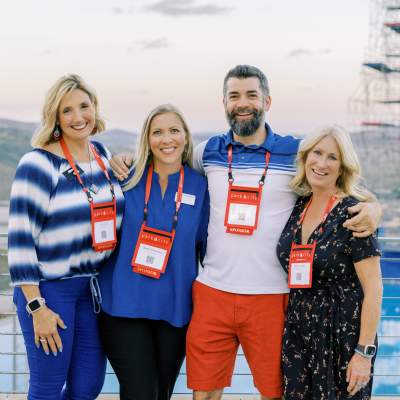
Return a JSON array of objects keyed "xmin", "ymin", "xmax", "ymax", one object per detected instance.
[
  {"xmin": 365, "ymin": 345, "xmax": 376, "ymax": 356},
  {"xmin": 28, "ymin": 299, "xmax": 41, "ymax": 312}
]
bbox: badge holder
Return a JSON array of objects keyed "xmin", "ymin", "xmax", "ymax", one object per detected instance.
[
  {"xmin": 131, "ymin": 225, "xmax": 175, "ymax": 279},
  {"xmin": 131, "ymin": 164, "xmax": 184, "ymax": 279},
  {"xmin": 224, "ymin": 185, "xmax": 261, "ymax": 235},
  {"xmin": 60, "ymin": 138, "xmax": 118, "ymax": 253},
  {"xmin": 287, "ymin": 194, "xmax": 337, "ymax": 289},
  {"xmin": 288, "ymin": 242, "xmax": 316, "ymax": 288},
  {"xmin": 91, "ymin": 199, "xmax": 117, "ymax": 252},
  {"xmin": 223, "ymin": 145, "xmax": 270, "ymax": 236}
]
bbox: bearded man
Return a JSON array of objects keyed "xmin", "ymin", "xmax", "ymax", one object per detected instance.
[{"xmin": 185, "ymin": 65, "xmax": 380, "ymax": 400}]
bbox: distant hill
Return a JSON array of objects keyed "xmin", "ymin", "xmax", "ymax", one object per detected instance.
[
  {"xmin": 0, "ymin": 119, "xmax": 36, "ymax": 200},
  {"xmin": 0, "ymin": 118, "xmax": 214, "ymax": 200},
  {"xmin": 0, "ymin": 118, "xmax": 399, "ymax": 235},
  {"xmin": 0, "ymin": 118, "xmax": 138, "ymax": 200}
]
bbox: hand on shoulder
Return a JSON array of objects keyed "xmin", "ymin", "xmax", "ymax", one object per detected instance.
[{"xmin": 343, "ymin": 200, "xmax": 381, "ymax": 238}]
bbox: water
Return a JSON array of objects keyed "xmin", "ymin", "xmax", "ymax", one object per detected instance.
[{"xmin": 1, "ymin": 279, "xmax": 399, "ymax": 395}]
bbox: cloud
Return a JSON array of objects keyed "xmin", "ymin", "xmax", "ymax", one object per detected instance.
[
  {"xmin": 112, "ymin": 6, "xmax": 125, "ymax": 15},
  {"xmin": 287, "ymin": 48, "xmax": 331, "ymax": 58},
  {"xmin": 141, "ymin": 38, "xmax": 170, "ymax": 50},
  {"xmin": 145, "ymin": 0, "xmax": 233, "ymax": 17},
  {"xmin": 295, "ymin": 84, "xmax": 321, "ymax": 91},
  {"xmin": 111, "ymin": 6, "xmax": 135, "ymax": 15},
  {"xmin": 128, "ymin": 38, "xmax": 171, "ymax": 52}
]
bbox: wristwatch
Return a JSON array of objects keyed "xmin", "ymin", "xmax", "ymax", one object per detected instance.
[
  {"xmin": 355, "ymin": 344, "xmax": 376, "ymax": 358},
  {"xmin": 26, "ymin": 297, "xmax": 46, "ymax": 315}
]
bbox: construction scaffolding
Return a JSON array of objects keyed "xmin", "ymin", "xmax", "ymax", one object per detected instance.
[{"xmin": 349, "ymin": 0, "xmax": 400, "ymax": 195}]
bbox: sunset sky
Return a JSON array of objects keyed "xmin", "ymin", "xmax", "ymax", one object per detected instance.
[{"xmin": 0, "ymin": 0, "xmax": 370, "ymax": 135}]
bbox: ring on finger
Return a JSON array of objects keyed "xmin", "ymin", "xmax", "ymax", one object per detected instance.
[{"xmin": 39, "ymin": 337, "xmax": 47, "ymax": 343}]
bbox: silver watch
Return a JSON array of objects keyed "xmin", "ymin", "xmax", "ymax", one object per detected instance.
[
  {"xmin": 26, "ymin": 297, "xmax": 46, "ymax": 315},
  {"xmin": 355, "ymin": 344, "xmax": 376, "ymax": 358}
]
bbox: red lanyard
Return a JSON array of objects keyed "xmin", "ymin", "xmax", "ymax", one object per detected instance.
[
  {"xmin": 296, "ymin": 195, "xmax": 337, "ymax": 241},
  {"xmin": 60, "ymin": 138, "xmax": 115, "ymax": 202},
  {"xmin": 288, "ymin": 195, "xmax": 337, "ymax": 288},
  {"xmin": 143, "ymin": 164, "xmax": 184, "ymax": 231},
  {"xmin": 227, "ymin": 144, "xmax": 271, "ymax": 187}
]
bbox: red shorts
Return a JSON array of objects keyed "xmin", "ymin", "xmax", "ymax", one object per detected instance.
[{"xmin": 186, "ymin": 281, "xmax": 288, "ymax": 397}]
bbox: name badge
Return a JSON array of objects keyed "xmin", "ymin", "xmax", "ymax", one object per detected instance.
[
  {"xmin": 175, "ymin": 192, "xmax": 196, "ymax": 206},
  {"xmin": 63, "ymin": 165, "xmax": 84, "ymax": 181},
  {"xmin": 224, "ymin": 185, "xmax": 261, "ymax": 235},
  {"xmin": 131, "ymin": 225, "xmax": 175, "ymax": 279},
  {"xmin": 90, "ymin": 200, "xmax": 117, "ymax": 252},
  {"xmin": 288, "ymin": 242, "xmax": 316, "ymax": 288}
]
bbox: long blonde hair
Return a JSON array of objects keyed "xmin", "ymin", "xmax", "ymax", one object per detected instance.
[
  {"xmin": 290, "ymin": 125, "xmax": 371, "ymax": 201},
  {"xmin": 31, "ymin": 74, "xmax": 106, "ymax": 148},
  {"xmin": 123, "ymin": 104, "xmax": 194, "ymax": 192}
]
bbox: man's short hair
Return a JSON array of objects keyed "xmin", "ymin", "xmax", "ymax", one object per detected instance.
[{"xmin": 223, "ymin": 65, "xmax": 270, "ymax": 97}]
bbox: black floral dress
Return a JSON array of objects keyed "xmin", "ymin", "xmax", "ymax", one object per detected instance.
[{"xmin": 277, "ymin": 195, "xmax": 381, "ymax": 400}]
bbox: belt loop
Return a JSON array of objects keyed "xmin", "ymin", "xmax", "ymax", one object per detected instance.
[{"xmin": 90, "ymin": 276, "xmax": 102, "ymax": 314}]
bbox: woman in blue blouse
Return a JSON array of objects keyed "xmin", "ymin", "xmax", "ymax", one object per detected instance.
[
  {"xmin": 99, "ymin": 104, "xmax": 210, "ymax": 400},
  {"xmin": 8, "ymin": 74, "xmax": 125, "ymax": 399}
]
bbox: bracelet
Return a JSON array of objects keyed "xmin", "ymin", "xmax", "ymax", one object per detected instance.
[{"xmin": 354, "ymin": 348, "xmax": 374, "ymax": 359}]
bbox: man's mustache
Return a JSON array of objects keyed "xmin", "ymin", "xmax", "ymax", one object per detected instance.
[{"xmin": 231, "ymin": 108, "xmax": 257, "ymax": 117}]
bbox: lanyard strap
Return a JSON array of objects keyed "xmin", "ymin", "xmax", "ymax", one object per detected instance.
[
  {"xmin": 296, "ymin": 195, "xmax": 337, "ymax": 240},
  {"xmin": 60, "ymin": 138, "xmax": 115, "ymax": 202},
  {"xmin": 227, "ymin": 144, "xmax": 271, "ymax": 186},
  {"xmin": 144, "ymin": 164, "xmax": 185, "ymax": 231}
]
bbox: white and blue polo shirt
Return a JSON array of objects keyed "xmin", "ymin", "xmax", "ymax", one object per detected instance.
[{"xmin": 194, "ymin": 124, "xmax": 300, "ymax": 294}]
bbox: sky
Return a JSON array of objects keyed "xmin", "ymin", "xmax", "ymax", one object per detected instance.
[{"xmin": 0, "ymin": 0, "xmax": 371, "ymax": 135}]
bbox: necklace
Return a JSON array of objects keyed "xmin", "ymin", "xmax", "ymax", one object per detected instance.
[{"xmin": 87, "ymin": 143, "xmax": 99, "ymax": 195}]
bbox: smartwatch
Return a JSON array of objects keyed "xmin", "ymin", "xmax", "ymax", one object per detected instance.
[
  {"xmin": 26, "ymin": 297, "xmax": 46, "ymax": 315},
  {"xmin": 355, "ymin": 344, "xmax": 376, "ymax": 358}
]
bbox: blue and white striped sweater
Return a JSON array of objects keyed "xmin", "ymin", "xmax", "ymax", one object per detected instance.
[{"xmin": 8, "ymin": 141, "xmax": 125, "ymax": 286}]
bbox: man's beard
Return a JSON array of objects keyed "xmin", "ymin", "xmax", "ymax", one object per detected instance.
[{"xmin": 226, "ymin": 107, "xmax": 264, "ymax": 137}]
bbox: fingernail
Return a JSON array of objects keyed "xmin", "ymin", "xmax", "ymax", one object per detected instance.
[
  {"xmin": 53, "ymin": 351, "xmax": 58, "ymax": 357},
  {"xmin": 63, "ymin": 325, "xmax": 67, "ymax": 329},
  {"xmin": 36, "ymin": 343, "xmax": 40, "ymax": 349},
  {"xmin": 59, "ymin": 347, "xmax": 63, "ymax": 353},
  {"xmin": 45, "ymin": 350, "xmax": 50, "ymax": 356}
]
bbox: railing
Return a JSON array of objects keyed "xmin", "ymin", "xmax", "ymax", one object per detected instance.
[{"xmin": 1, "ymin": 233, "xmax": 399, "ymax": 396}]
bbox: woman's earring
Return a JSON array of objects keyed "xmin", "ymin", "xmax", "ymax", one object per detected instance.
[{"xmin": 53, "ymin": 124, "xmax": 61, "ymax": 140}]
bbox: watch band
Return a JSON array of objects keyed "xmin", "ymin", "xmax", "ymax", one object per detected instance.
[
  {"xmin": 355, "ymin": 344, "xmax": 376, "ymax": 358},
  {"xmin": 26, "ymin": 297, "xmax": 46, "ymax": 315}
]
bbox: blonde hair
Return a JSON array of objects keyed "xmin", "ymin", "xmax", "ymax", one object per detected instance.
[
  {"xmin": 290, "ymin": 125, "xmax": 371, "ymax": 201},
  {"xmin": 123, "ymin": 104, "xmax": 194, "ymax": 192},
  {"xmin": 31, "ymin": 74, "xmax": 106, "ymax": 148}
]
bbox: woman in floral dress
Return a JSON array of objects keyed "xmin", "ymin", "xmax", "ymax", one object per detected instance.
[{"xmin": 277, "ymin": 125, "xmax": 382, "ymax": 399}]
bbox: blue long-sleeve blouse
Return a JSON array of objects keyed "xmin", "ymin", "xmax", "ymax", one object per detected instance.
[{"xmin": 99, "ymin": 164, "xmax": 209, "ymax": 327}]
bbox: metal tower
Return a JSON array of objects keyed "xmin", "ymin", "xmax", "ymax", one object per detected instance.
[{"xmin": 349, "ymin": 0, "xmax": 400, "ymax": 194}]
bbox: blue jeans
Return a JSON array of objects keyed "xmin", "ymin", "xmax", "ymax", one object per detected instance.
[{"xmin": 14, "ymin": 277, "xmax": 106, "ymax": 400}]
